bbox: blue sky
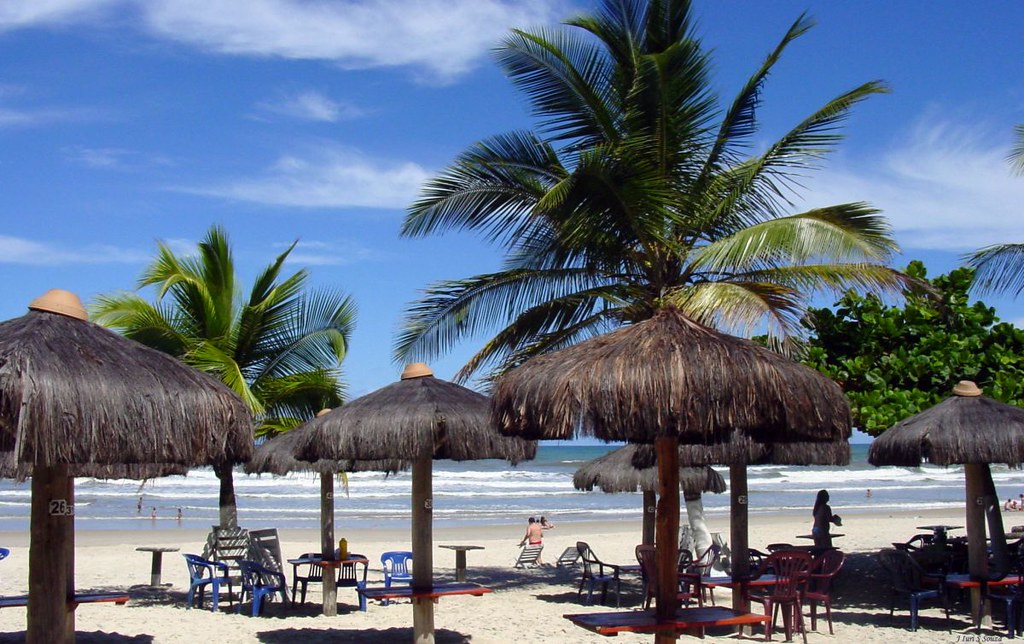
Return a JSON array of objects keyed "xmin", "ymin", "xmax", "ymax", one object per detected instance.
[{"xmin": 2, "ymin": 0, "xmax": 1023, "ymax": 406}]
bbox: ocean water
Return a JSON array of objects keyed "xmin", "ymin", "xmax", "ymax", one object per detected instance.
[{"xmin": 2, "ymin": 444, "xmax": 1023, "ymax": 532}]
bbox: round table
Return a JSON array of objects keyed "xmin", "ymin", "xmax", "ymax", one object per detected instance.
[
  {"xmin": 136, "ymin": 546, "xmax": 180, "ymax": 586},
  {"xmin": 439, "ymin": 545, "xmax": 484, "ymax": 582}
]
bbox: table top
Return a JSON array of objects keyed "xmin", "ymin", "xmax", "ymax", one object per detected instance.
[
  {"xmin": 287, "ymin": 554, "xmax": 369, "ymax": 567},
  {"xmin": 439, "ymin": 545, "xmax": 485, "ymax": 551},
  {"xmin": 795, "ymin": 534, "xmax": 845, "ymax": 540},
  {"xmin": 701, "ymin": 574, "xmax": 778, "ymax": 588},
  {"xmin": 917, "ymin": 525, "xmax": 963, "ymax": 531},
  {"xmin": 359, "ymin": 582, "xmax": 491, "ymax": 600},
  {"xmin": 564, "ymin": 607, "xmax": 769, "ymax": 636},
  {"xmin": 135, "ymin": 546, "xmax": 180, "ymax": 553},
  {"xmin": 945, "ymin": 574, "xmax": 1022, "ymax": 588}
]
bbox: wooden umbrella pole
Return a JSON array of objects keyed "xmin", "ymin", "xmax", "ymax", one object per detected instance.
[
  {"xmin": 730, "ymin": 464, "xmax": 749, "ymax": 613},
  {"xmin": 320, "ymin": 472, "xmax": 338, "ymax": 617},
  {"xmin": 965, "ymin": 463, "xmax": 989, "ymax": 626},
  {"xmin": 412, "ymin": 456, "xmax": 435, "ymax": 644},
  {"xmin": 642, "ymin": 490, "xmax": 656, "ymax": 546},
  {"xmin": 65, "ymin": 475, "xmax": 75, "ymax": 640},
  {"xmin": 28, "ymin": 464, "xmax": 73, "ymax": 644},
  {"xmin": 654, "ymin": 436, "xmax": 680, "ymax": 644}
]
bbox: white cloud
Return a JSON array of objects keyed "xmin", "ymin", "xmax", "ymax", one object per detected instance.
[
  {"xmin": 62, "ymin": 146, "xmax": 129, "ymax": 168},
  {"xmin": 183, "ymin": 145, "xmax": 429, "ymax": 209},
  {"xmin": 796, "ymin": 117, "xmax": 1024, "ymax": 252},
  {"xmin": 0, "ymin": 235, "xmax": 149, "ymax": 266},
  {"xmin": 0, "ymin": 0, "xmax": 118, "ymax": 30},
  {"xmin": 0, "ymin": 106, "xmax": 103, "ymax": 128},
  {"xmin": 256, "ymin": 91, "xmax": 364, "ymax": 122},
  {"xmin": 1, "ymin": 0, "xmax": 571, "ymax": 83},
  {"xmin": 281, "ymin": 240, "xmax": 384, "ymax": 266}
]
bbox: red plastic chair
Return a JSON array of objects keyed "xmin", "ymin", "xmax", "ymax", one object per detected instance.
[
  {"xmin": 636, "ymin": 544, "xmax": 697, "ymax": 609},
  {"xmin": 747, "ymin": 549, "xmax": 812, "ymax": 643},
  {"xmin": 803, "ymin": 550, "xmax": 845, "ymax": 634}
]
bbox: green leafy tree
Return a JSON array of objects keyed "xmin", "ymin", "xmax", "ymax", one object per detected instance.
[
  {"xmin": 92, "ymin": 225, "xmax": 356, "ymax": 527},
  {"xmin": 397, "ymin": 0, "xmax": 913, "ymax": 383},
  {"xmin": 803, "ymin": 261, "xmax": 1024, "ymax": 435}
]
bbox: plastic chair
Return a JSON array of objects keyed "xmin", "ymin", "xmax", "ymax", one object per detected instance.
[
  {"xmin": 877, "ymin": 548, "xmax": 950, "ymax": 632},
  {"xmin": 183, "ymin": 553, "xmax": 232, "ymax": 611},
  {"xmin": 636, "ymin": 544, "xmax": 696, "ymax": 610},
  {"xmin": 803, "ymin": 549, "xmax": 845, "ymax": 634},
  {"xmin": 337, "ymin": 553, "xmax": 369, "ymax": 611},
  {"xmin": 747, "ymin": 549, "xmax": 812, "ymax": 643},
  {"xmin": 290, "ymin": 552, "xmax": 325, "ymax": 605},
  {"xmin": 687, "ymin": 543, "xmax": 722, "ymax": 605},
  {"xmin": 986, "ymin": 553, "xmax": 1024, "ymax": 637},
  {"xmin": 381, "ymin": 551, "xmax": 413, "ymax": 588},
  {"xmin": 237, "ymin": 560, "xmax": 288, "ymax": 616},
  {"xmin": 576, "ymin": 541, "xmax": 622, "ymax": 607}
]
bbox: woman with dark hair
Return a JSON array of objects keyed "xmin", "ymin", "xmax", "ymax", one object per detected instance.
[{"xmin": 812, "ymin": 489, "xmax": 842, "ymax": 548}]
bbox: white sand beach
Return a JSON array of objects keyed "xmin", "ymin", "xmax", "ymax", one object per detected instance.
[{"xmin": 0, "ymin": 508, "xmax": 1005, "ymax": 643}]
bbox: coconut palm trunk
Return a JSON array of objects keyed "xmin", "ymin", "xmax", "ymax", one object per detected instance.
[
  {"xmin": 685, "ymin": 495, "xmax": 712, "ymax": 559},
  {"xmin": 214, "ymin": 463, "xmax": 239, "ymax": 529}
]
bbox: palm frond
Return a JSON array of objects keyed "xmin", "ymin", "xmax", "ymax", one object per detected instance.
[
  {"xmin": 90, "ymin": 293, "xmax": 193, "ymax": 356},
  {"xmin": 1010, "ymin": 124, "xmax": 1024, "ymax": 176},
  {"xmin": 691, "ymin": 203, "xmax": 898, "ymax": 272},
  {"xmin": 666, "ymin": 281, "xmax": 805, "ymax": 348},
  {"xmin": 965, "ymin": 243, "xmax": 1024, "ymax": 297},
  {"xmin": 737, "ymin": 263, "xmax": 926, "ymax": 301},
  {"xmin": 186, "ymin": 341, "xmax": 263, "ymax": 413}
]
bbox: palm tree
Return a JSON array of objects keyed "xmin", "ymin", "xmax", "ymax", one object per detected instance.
[
  {"xmin": 964, "ymin": 124, "xmax": 1024, "ymax": 298},
  {"xmin": 92, "ymin": 225, "xmax": 356, "ymax": 527},
  {"xmin": 397, "ymin": 0, "xmax": 912, "ymax": 383}
]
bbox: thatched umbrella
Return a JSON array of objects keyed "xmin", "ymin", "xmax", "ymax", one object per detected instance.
[
  {"xmin": 246, "ymin": 410, "xmax": 408, "ymax": 616},
  {"xmin": 294, "ymin": 363, "xmax": 535, "ymax": 644},
  {"xmin": 869, "ymin": 380, "xmax": 1024, "ymax": 623},
  {"xmin": 0, "ymin": 289, "xmax": 252, "ymax": 644},
  {"xmin": 492, "ymin": 307, "xmax": 850, "ymax": 643},
  {"xmin": 573, "ymin": 444, "xmax": 726, "ymax": 546}
]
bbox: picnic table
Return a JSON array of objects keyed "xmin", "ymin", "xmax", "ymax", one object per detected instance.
[
  {"xmin": 135, "ymin": 546, "xmax": 180, "ymax": 586},
  {"xmin": 565, "ymin": 606, "xmax": 769, "ymax": 637},
  {"xmin": 438, "ymin": 545, "xmax": 484, "ymax": 582},
  {"xmin": 358, "ymin": 582, "xmax": 492, "ymax": 604}
]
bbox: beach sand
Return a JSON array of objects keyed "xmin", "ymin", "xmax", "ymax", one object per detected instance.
[{"xmin": 0, "ymin": 509, "xmax": 1004, "ymax": 642}]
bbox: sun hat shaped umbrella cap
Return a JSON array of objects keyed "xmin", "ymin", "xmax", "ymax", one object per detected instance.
[
  {"xmin": 28, "ymin": 288, "xmax": 88, "ymax": 321},
  {"xmin": 402, "ymin": 362, "xmax": 433, "ymax": 379},
  {"xmin": 869, "ymin": 380, "xmax": 1024, "ymax": 467}
]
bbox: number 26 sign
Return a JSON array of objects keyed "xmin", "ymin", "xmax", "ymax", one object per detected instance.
[{"xmin": 49, "ymin": 500, "xmax": 75, "ymax": 516}]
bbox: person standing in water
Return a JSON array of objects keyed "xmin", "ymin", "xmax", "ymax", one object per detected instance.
[{"xmin": 812, "ymin": 489, "xmax": 842, "ymax": 548}]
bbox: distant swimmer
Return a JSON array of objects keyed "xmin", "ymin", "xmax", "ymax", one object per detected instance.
[
  {"xmin": 866, "ymin": 489, "xmax": 872, "ymax": 498},
  {"xmin": 150, "ymin": 507, "xmax": 157, "ymax": 520}
]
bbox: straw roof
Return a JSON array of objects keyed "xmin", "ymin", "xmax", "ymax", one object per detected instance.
[
  {"xmin": 0, "ymin": 452, "xmax": 189, "ymax": 482},
  {"xmin": 868, "ymin": 381, "xmax": 1024, "ymax": 467},
  {"xmin": 245, "ymin": 427, "xmax": 408, "ymax": 476},
  {"xmin": 295, "ymin": 367, "xmax": 535, "ymax": 463},
  {"xmin": 0, "ymin": 300, "xmax": 252, "ymax": 468},
  {"xmin": 573, "ymin": 444, "xmax": 726, "ymax": 496},
  {"xmin": 492, "ymin": 307, "xmax": 851, "ymax": 460}
]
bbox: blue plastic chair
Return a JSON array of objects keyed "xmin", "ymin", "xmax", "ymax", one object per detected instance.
[
  {"xmin": 877, "ymin": 548, "xmax": 949, "ymax": 631},
  {"xmin": 237, "ymin": 560, "xmax": 288, "ymax": 616},
  {"xmin": 381, "ymin": 551, "xmax": 413, "ymax": 588},
  {"xmin": 183, "ymin": 553, "xmax": 232, "ymax": 612},
  {"xmin": 0, "ymin": 548, "xmax": 10, "ymax": 561}
]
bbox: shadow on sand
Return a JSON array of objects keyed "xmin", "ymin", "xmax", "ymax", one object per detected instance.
[{"xmin": 257, "ymin": 627, "xmax": 471, "ymax": 643}]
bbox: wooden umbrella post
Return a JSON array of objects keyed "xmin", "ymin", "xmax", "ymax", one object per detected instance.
[
  {"xmin": 412, "ymin": 456, "xmax": 434, "ymax": 644},
  {"xmin": 28, "ymin": 464, "xmax": 73, "ymax": 644},
  {"xmin": 642, "ymin": 490, "xmax": 656, "ymax": 546},
  {"xmin": 654, "ymin": 437, "xmax": 680, "ymax": 644},
  {"xmin": 320, "ymin": 472, "xmax": 338, "ymax": 617},
  {"xmin": 965, "ymin": 463, "xmax": 989, "ymax": 625},
  {"xmin": 730, "ymin": 464, "xmax": 749, "ymax": 613}
]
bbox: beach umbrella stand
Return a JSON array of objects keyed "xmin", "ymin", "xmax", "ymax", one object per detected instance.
[
  {"xmin": 869, "ymin": 380, "xmax": 1024, "ymax": 626},
  {"xmin": 294, "ymin": 363, "xmax": 534, "ymax": 644},
  {"xmin": 0, "ymin": 290, "xmax": 252, "ymax": 643},
  {"xmin": 492, "ymin": 307, "xmax": 850, "ymax": 643},
  {"xmin": 246, "ymin": 412, "xmax": 407, "ymax": 616}
]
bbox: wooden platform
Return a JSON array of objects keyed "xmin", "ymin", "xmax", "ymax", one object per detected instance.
[
  {"xmin": 359, "ymin": 582, "xmax": 492, "ymax": 602},
  {"xmin": 0, "ymin": 592, "xmax": 130, "ymax": 609},
  {"xmin": 564, "ymin": 606, "xmax": 769, "ymax": 637}
]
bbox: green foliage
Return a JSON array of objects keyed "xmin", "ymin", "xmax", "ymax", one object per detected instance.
[
  {"xmin": 398, "ymin": 0, "xmax": 912, "ymax": 384},
  {"xmin": 803, "ymin": 260, "xmax": 1024, "ymax": 435}
]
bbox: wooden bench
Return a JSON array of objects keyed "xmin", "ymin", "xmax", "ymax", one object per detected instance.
[
  {"xmin": 0, "ymin": 592, "xmax": 130, "ymax": 609},
  {"xmin": 565, "ymin": 606, "xmax": 769, "ymax": 637},
  {"xmin": 358, "ymin": 582, "xmax": 492, "ymax": 603}
]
